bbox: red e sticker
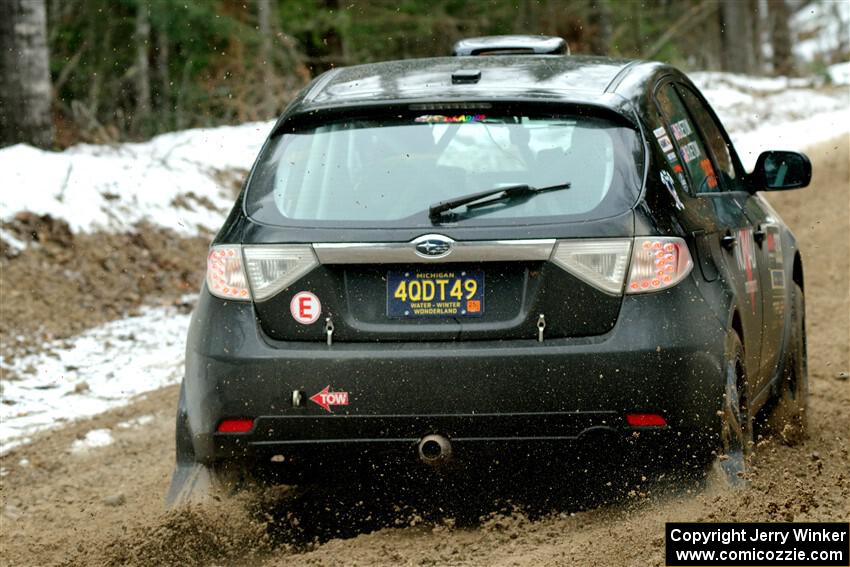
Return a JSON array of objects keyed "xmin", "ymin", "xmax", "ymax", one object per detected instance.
[{"xmin": 290, "ymin": 291, "xmax": 321, "ymax": 324}]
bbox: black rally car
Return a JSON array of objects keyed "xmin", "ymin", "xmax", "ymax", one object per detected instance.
[{"xmin": 169, "ymin": 36, "xmax": 811, "ymax": 496}]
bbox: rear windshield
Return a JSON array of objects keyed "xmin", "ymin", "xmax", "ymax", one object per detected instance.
[{"xmin": 245, "ymin": 109, "xmax": 644, "ymax": 227}]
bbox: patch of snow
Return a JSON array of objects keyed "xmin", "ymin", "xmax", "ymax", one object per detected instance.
[
  {"xmin": 70, "ymin": 429, "xmax": 114, "ymax": 453},
  {"xmin": 0, "ymin": 302, "xmax": 192, "ymax": 455},
  {"xmin": 828, "ymin": 61, "xmax": 850, "ymax": 85},
  {"xmin": 0, "ymin": 226, "xmax": 27, "ymax": 253},
  {"xmin": 0, "ymin": 121, "xmax": 273, "ymax": 236},
  {"xmin": 116, "ymin": 414, "xmax": 155, "ymax": 430}
]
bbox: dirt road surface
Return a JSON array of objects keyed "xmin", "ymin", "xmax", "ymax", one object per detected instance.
[{"xmin": 1, "ymin": 137, "xmax": 847, "ymax": 567}]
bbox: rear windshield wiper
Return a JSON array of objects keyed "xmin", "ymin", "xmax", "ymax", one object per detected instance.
[{"xmin": 428, "ymin": 182, "xmax": 571, "ymax": 222}]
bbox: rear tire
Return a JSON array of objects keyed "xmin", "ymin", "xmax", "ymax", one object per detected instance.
[
  {"xmin": 765, "ymin": 283, "xmax": 808, "ymax": 445},
  {"xmin": 715, "ymin": 330, "xmax": 753, "ymax": 485}
]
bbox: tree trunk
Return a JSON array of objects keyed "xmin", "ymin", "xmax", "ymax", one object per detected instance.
[
  {"xmin": 703, "ymin": 3, "xmax": 723, "ymax": 71},
  {"xmin": 134, "ymin": 0, "xmax": 151, "ymax": 129},
  {"xmin": 0, "ymin": 0, "xmax": 55, "ymax": 148},
  {"xmin": 155, "ymin": 25, "xmax": 170, "ymax": 129},
  {"xmin": 749, "ymin": 0, "xmax": 763, "ymax": 72},
  {"xmin": 768, "ymin": 0, "xmax": 794, "ymax": 76},
  {"xmin": 257, "ymin": 0, "xmax": 276, "ymax": 118},
  {"xmin": 832, "ymin": 0, "xmax": 848, "ymax": 63},
  {"xmin": 587, "ymin": 0, "xmax": 612, "ymax": 56},
  {"xmin": 719, "ymin": 0, "xmax": 755, "ymax": 73}
]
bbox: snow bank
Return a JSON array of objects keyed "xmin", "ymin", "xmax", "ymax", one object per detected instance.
[
  {"xmin": 691, "ymin": 72, "xmax": 850, "ymax": 169},
  {"xmin": 0, "ymin": 303, "xmax": 191, "ymax": 454},
  {"xmin": 0, "ymin": 121, "xmax": 273, "ymax": 236}
]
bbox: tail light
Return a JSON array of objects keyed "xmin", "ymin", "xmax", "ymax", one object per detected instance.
[
  {"xmin": 550, "ymin": 239, "xmax": 632, "ymax": 294},
  {"xmin": 550, "ymin": 237, "xmax": 693, "ymax": 295},
  {"xmin": 626, "ymin": 237, "xmax": 693, "ymax": 293},
  {"xmin": 206, "ymin": 244, "xmax": 318, "ymax": 302},
  {"xmin": 207, "ymin": 245, "xmax": 250, "ymax": 300},
  {"xmin": 243, "ymin": 245, "xmax": 318, "ymax": 301}
]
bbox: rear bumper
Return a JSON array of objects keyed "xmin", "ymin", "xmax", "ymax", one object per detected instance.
[{"xmin": 182, "ymin": 280, "xmax": 727, "ymax": 464}]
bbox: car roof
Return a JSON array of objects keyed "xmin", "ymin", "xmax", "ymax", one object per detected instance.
[{"xmin": 292, "ymin": 55, "xmax": 661, "ymax": 117}]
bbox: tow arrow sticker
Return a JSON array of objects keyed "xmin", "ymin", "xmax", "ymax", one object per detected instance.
[{"xmin": 309, "ymin": 386, "xmax": 349, "ymax": 413}]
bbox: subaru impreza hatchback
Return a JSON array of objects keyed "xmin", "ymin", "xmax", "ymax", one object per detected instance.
[{"xmin": 169, "ymin": 36, "xmax": 811, "ymax": 499}]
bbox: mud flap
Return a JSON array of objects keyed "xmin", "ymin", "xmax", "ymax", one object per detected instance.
[
  {"xmin": 166, "ymin": 462, "xmax": 218, "ymax": 507},
  {"xmin": 166, "ymin": 381, "xmax": 216, "ymax": 507}
]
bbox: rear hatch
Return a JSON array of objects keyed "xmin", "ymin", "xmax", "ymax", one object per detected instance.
[{"xmin": 241, "ymin": 104, "xmax": 644, "ymax": 342}]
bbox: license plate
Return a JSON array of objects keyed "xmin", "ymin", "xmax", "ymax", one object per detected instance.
[{"xmin": 387, "ymin": 269, "xmax": 484, "ymax": 318}]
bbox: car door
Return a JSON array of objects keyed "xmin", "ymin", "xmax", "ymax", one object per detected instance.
[
  {"xmin": 675, "ymin": 83, "xmax": 784, "ymax": 389},
  {"xmin": 653, "ymin": 80, "xmax": 766, "ymax": 391}
]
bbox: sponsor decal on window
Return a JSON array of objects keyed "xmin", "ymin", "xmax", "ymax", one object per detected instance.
[
  {"xmin": 699, "ymin": 158, "xmax": 718, "ymax": 188},
  {"xmin": 653, "ymin": 125, "xmax": 675, "ymax": 152},
  {"xmin": 414, "ymin": 114, "xmax": 486, "ymax": 123},
  {"xmin": 672, "ymin": 163, "xmax": 688, "ymax": 189},
  {"xmin": 680, "ymin": 141, "xmax": 701, "ymax": 162},
  {"xmin": 670, "ymin": 119, "xmax": 693, "ymax": 141}
]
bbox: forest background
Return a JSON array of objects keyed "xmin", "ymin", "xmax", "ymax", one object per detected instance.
[{"xmin": 1, "ymin": 0, "xmax": 848, "ymax": 149}]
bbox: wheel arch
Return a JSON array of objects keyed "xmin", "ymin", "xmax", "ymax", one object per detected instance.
[
  {"xmin": 792, "ymin": 252, "xmax": 804, "ymax": 292},
  {"xmin": 731, "ymin": 308, "xmax": 744, "ymax": 346}
]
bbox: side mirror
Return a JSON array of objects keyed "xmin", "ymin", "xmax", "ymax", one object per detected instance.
[{"xmin": 750, "ymin": 151, "xmax": 812, "ymax": 191}]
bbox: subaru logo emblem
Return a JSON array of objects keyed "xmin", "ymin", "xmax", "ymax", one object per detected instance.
[{"xmin": 413, "ymin": 234, "xmax": 454, "ymax": 259}]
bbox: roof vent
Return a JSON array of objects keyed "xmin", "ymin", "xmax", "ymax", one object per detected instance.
[{"xmin": 452, "ymin": 35, "xmax": 569, "ymax": 57}]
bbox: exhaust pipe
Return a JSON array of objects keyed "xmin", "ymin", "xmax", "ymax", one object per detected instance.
[{"xmin": 417, "ymin": 434, "xmax": 452, "ymax": 465}]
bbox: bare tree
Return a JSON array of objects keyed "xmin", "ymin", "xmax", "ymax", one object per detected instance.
[
  {"xmin": 0, "ymin": 0, "xmax": 55, "ymax": 148},
  {"xmin": 719, "ymin": 0, "xmax": 756, "ymax": 73},
  {"xmin": 134, "ymin": 0, "xmax": 152, "ymax": 130},
  {"xmin": 768, "ymin": 0, "xmax": 794, "ymax": 76}
]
